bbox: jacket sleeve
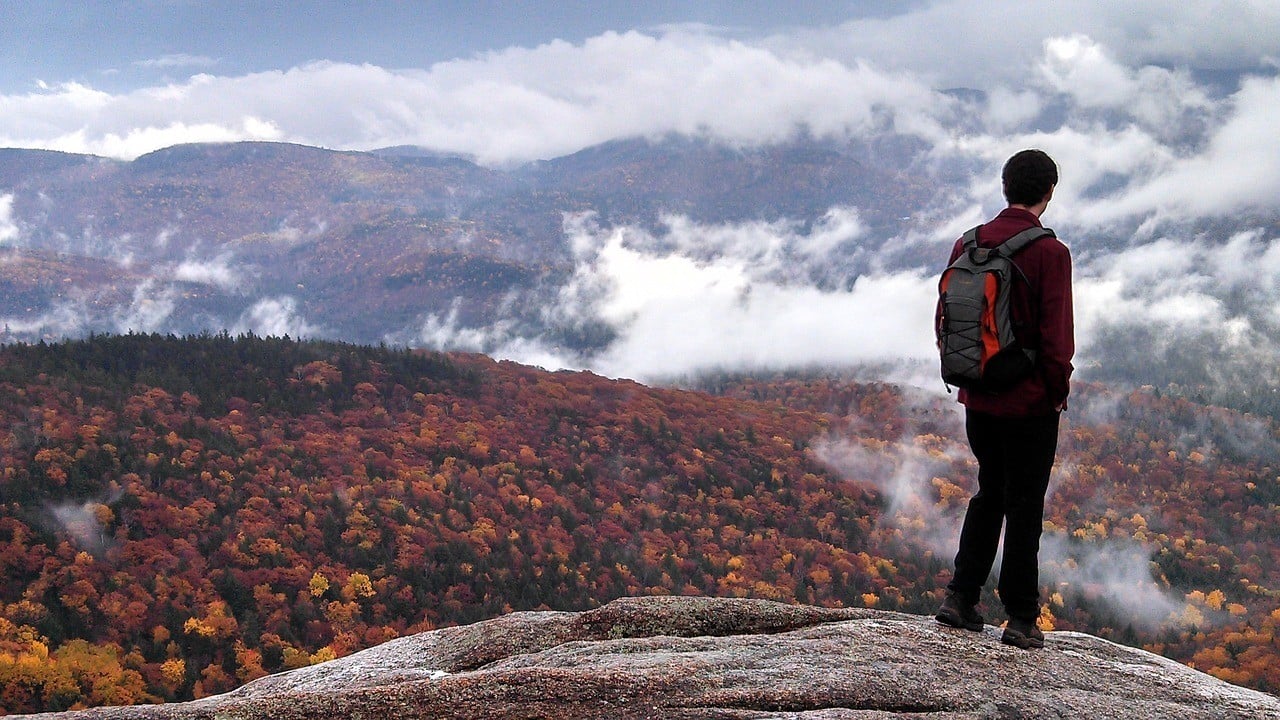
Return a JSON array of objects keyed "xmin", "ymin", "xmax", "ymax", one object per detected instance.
[{"xmin": 1038, "ymin": 241, "xmax": 1074, "ymax": 409}]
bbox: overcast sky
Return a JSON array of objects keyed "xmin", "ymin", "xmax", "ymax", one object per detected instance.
[{"xmin": 2, "ymin": 1, "xmax": 1279, "ymax": 384}]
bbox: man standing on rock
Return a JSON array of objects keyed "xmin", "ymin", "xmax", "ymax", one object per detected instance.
[{"xmin": 934, "ymin": 149, "xmax": 1074, "ymax": 649}]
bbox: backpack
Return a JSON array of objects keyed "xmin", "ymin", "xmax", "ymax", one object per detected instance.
[{"xmin": 936, "ymin": 225, "xmax": 1054, "ymax": 392}]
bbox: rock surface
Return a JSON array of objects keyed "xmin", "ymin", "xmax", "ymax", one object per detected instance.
[{"xmin": 18, "ymin": 596, "xmax": 1280, "ymax": 719}]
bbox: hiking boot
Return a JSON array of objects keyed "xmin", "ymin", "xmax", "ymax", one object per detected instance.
[
  {"xmin": 935, "ymin": 592, "xmax": 984, "ymax": 631},
  {"xmin": 1001, "ymin": 618, "xmax": 1045, "ymax": 649}
]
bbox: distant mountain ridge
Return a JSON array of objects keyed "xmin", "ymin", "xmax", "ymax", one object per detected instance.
[{"xmin": 0, "ymin": 137, "xmax": 925, "ymax": 346}]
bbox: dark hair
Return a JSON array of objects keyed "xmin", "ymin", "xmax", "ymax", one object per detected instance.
[{"xmin": 1002, "ymin": 149, "xmax": 1058, "ymax": 206}]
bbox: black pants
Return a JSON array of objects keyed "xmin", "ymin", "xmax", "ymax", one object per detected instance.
[{"xmin": 947, "ymin": 409, "xmax": 1060, "ymax": 621}]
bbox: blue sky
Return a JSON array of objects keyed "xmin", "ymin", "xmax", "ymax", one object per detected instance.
[
  {"xmin": 3, "ymin": 1, "xmax": 1274, "ymax": 95},
  {"xmin": 0, "ymin": 1, "xmax": 910, "ymax": 93}
]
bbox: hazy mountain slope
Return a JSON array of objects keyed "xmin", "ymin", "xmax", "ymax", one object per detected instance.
[
  {"xmin": 0, "ymin": 138, "xmax": 922, "ymax": 347},
  {"xmin": 0, "ymin": 150, "xmax": 109, "ymax": 189},
  {"xmin": 521, "ymin": 135, "xmax": 930, "ymax": 230}
]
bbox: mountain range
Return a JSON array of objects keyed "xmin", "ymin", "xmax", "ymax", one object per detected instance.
[
  {"xmin": 6, "ymin": 136, "xmax": 1280, "ymax": 421},
  {"xmin": 0, "ymin": 137, "xmax": 928, "ymax": 349}
]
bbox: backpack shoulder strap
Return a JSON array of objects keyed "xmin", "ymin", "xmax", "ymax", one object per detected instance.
[
  {"xmin": 960, "ymin": 225, "xmax": 982, "ymax": 250},
  {"xmin": 996, "ymin": 226, "xmax": 1054, "ymax": 257}
]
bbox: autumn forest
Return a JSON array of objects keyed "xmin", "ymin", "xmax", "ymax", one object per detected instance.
[{"xmin": 0, "ymin": 334, "xmax": 1278, "ymax": 713}]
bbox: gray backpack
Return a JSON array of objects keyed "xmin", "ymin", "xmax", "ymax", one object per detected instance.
[{"xmin": 936, "ymin": 225, "xmax": 1053, "ymax": 391}]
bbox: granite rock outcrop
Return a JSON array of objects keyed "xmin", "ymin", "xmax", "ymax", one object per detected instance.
[{"xmin": 19, "ymin": 596, "xmax": 1280, "ymax": 720}]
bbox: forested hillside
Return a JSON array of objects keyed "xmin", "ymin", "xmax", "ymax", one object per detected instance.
[{"xmin": 0, "ymin": 335, "xmax": 1277, "ymax": 713}]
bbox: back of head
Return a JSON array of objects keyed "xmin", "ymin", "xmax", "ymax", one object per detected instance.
[{"xmin": 1002, "ymin": 149, "xmax": 1058, "ymax": 206}]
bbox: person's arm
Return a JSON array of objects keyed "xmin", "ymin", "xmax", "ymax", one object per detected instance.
[{"xmin": 1039, "ymin": 241, "xmax": 1074, "ymax": 410}]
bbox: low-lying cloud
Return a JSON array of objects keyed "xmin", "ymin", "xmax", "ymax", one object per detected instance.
[
  {"xmin": 0, "ymin": 194, "xmax": 17, "ymax": 243},
  {"xmin": 812, "ymin": 428, "xmax": 970, "ymax": 555},
  {"xmin": 398, "ymin": 199, "xmax": 1278, "ymax": 396},
  {"xmin": 232, "ymin": 296, "xmax": 319, "ymax": 338},
  {"xmin": 1039, "ymin": 531, "xmax": 1181, "ymax": 628},
  {"xmin": 1, "ymin": 299, "xmax": 88, "ymax": 338},
  {"xmin": 49, "ymin": 500, "xmax": 113, "ymax": 557},
  {"xmin": 173, "ymin": 251, "xmax": 241, "ymax": 291},
  {"xmin": 113, "ymin": 279, "xmax": 177, "ymax": 333},
  {"xmin": 555, "ymin": 209, "xmax": 937, "ymax": 379},
  {"xmin": 400, "ymin": 209, "xmax": 937, "ymax": 382},
  {"xmin": 813, "ymin": 411, "xmax": 1185, "ymax": 628}
]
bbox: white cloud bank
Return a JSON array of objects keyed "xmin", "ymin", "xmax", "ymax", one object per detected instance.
[
  {"xmin": 559, "ymin": 212, "xmax": 934, "ymax": 379},
  {"xmin": 402, "ymin": 203, "xmax": 1278, "ymax": 389},
  {"xmin": 775, "ymin": 1, "xmax": 1280, "ymax": 89},
  {"xmin": 404, "ymin": 209, "xmax": 938, "ymax": 383},
  {"xmin": 0, "ymin": 33, "xmax": 943, "ymax": 165},
  {"xmin": 0, "ymin": 9, "xmax": 1272, "ymax": 228}
]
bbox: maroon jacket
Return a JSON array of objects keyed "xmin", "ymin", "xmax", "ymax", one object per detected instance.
[{"xmin": 947, "ymin": 207, "xmax": 1074, "ymax": 417}]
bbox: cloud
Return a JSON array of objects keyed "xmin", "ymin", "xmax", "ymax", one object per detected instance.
[
  {"xmin": 0, "ymin": 298, "xmax": 89, "ymax": 338},
  {"xmin": 113, "ymin": 279, "xmax": 177, "ymax": 333},
  {"xmin": 0, "ymin": 194, "xmax": 17, "ymax": 243},
  {"xmin": 1038, "ymin": 34, "xmax": 1211, "ymax": 134},
  {"xmin": 49, "ymin": 501, "xmax": 111, "ymax": 556},
  {"xmin": 232, "ymin": 296, "xmax": 319, "ymax": 338},
  {"xmin": 771, "ymin": 1, "xmax": 1280, "ymax": 89},
  {"xmin": 1072, "ymin": 228, "xmax": 1280, "ymax": 355},
  {"xmin": 0, "ymin": 17, "xmax": 1272, "ymax": 239},
  {"xmin": 402, "ymin": 296, "xmax": 572, "ymax": 372},
  {"xmin": 500, "ymin": 210, "xmax": 933, "ymax": 382},
  {"xmin": 173, "ymin": 252, "xmax": 241, "ymax": 291},
  {"xmin": 812, "ymin": 429, "xmax": 971, "ymax": 556},
  {"xmin": 814, "ymin": 386, "xmax": 1194, "ymax": 629},
  {"xmin": 960, "ymin": 67, "xmax": 1276, "ymax": 233},
  {"xmin": 39, "ymin": 117, "xmax": 284, "ymax": 161},
  {"xmin": 133, "ymin": 54, "xmax": 219, "ymax": 70},
  {"xmin": 586, "ymin": 266, "xmax": 936, "ymax": 381},
  {"xmin": 391, "ymin": 208, "xmax": 938, "ymax": 384},
  {"xmin": 1039, "ymin": 532, "xmax": 1180, "ymax": 628},
  {"xmin": 1089, "ymin": 74, "xmax": 1280, "ymax": 221},
  {"xmin": 407, "ymin": 186, "xmax": 1279, "ymax": 388},
  {"xmin": 0, "ymin": 32, "xmax": 947, "ymax": 163},
  {"xmin": 813, "ymin": 405, "xmax": 1183, "ymax": 629},
  {"xmin": 412, "ymin": 297, "xmax": 518, "ymax": 351},
  {"xmin": 1040, "ymin": 34, "xmax": 1138, "ymax": 108}
]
